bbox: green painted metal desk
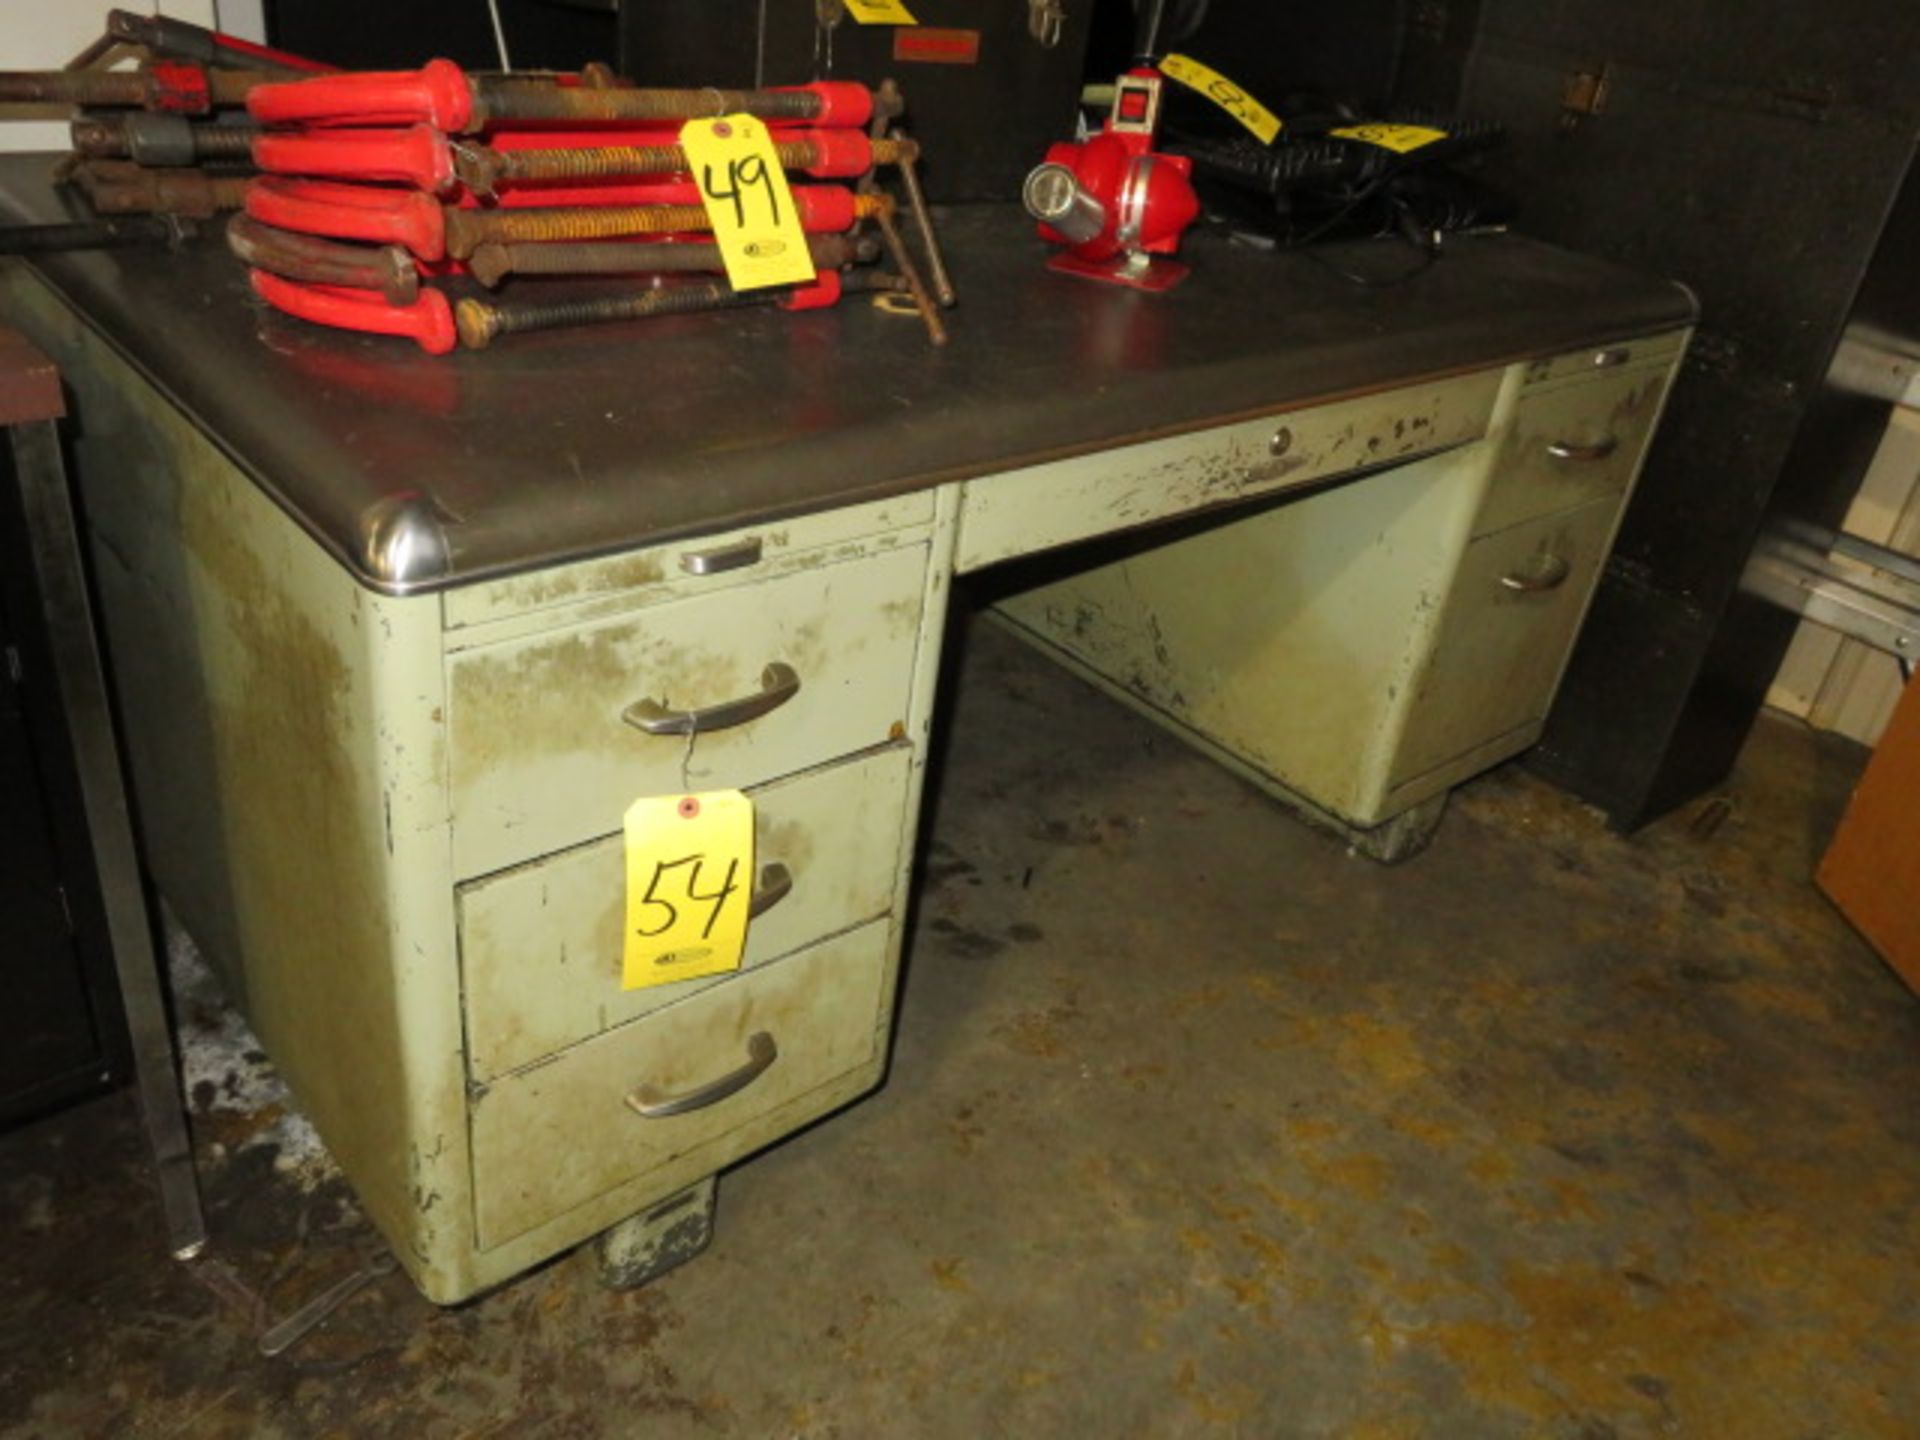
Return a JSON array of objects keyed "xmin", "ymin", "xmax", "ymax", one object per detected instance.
[{"xmin": 0, "ymin": 156, "xmax": 1693, "ymax": 1301}]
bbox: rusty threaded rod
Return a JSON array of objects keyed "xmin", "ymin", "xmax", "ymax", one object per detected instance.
[
  {"xmin": 467, "ymin": 231, "xmax": 877, "ymax": 288},
  {"xmin": 471, "ymin": 78, "xmax": 821, "ymax": 129},
  {"xmin": 442, "ymin": 193, "xmax": 891, "ymax": 260},
  {"xmin": 872, "ymin": 203, "xmax": 946, "ymax": 347},
  {"xmin": 892, "ymin": 133, "xmax": 955, "ymax": 309},
  {"xmin": 71, "ymin": 115, "xmax": 258, "ymax": 162},
  {"xmin": 454, "ymin": 280, "xmax": 767, "ymax": 350},
  {"xmin": 0, "ymin": 67, "xmax": 266, "ymax": 108},
  {"xmin": 465, "ymin": 136, "xmax": 916, "ymax": 194}
]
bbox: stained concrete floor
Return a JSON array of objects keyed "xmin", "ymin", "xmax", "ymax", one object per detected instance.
[{"xmin": 4, "ymin": 616, "xmax": 1919, "ymax": 1439}]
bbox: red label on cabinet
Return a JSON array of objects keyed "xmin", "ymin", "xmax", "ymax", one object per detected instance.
[{"xmin": 893, "ymin": 28, "xmax": 981, "ymax": 64}]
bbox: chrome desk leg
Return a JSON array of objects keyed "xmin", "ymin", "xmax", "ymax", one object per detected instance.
[{"xmin": 10, "ymin": 418, "xmax": 206, "ymax": 1260}]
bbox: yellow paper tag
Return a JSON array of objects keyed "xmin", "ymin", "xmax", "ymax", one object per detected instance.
[
  {"xmin": 678, "ymin": 114, "xmax": 817, "ymax": 292},
  {"xmin": 1159, "ymin": 53, "xmax": 1282, "ymax": 145},
  {"xmin": 622, "ymin": 790, "xmax": 754, "ymax": 991},
  {"xmin": 844, "ymin": 0, "xmax": 918, "ymax": 24},
  {"xmin": 1328, "ymin": 123, "xmax": 1449, "ymax": 154}
]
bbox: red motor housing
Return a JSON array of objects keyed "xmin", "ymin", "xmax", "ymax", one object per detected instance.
[{"xmin": 1024, "ymin": 68, "xmax": 1198, "ymax": 285}]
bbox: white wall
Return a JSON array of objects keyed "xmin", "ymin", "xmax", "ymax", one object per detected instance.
[
  {"xmin": 0, "ymin": 1, "xmax": 265, "ymax": 152},
  {"xmin": 1766, "ymin": 407, "xmax": 1920, "ymax": 746}
]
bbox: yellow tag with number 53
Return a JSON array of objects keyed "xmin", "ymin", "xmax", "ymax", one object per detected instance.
[
  {"xmin": 622, "ymin": 791, "xmax": 754, "ymax": 990},
  {"xmin": 678, "ymin": 114, "xmax": 816, "ymax": 292},
  {"xmin": 1159, "ymin": 53, "xmax": 1282, "ymax": 145}
]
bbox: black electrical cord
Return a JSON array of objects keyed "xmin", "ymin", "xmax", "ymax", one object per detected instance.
[{"xmin": 1132, "ymin": 0, "xmax": 1210, "ymax": 64}]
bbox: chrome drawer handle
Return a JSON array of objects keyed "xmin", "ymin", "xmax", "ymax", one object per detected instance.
[
  {"xmin": 679, "ymin": 536, "xmax": 763, "ymax": 576},
  {"xmin": 623, "ymin": 662, "xmax": 801, "ymax": 737},
  {"xmin": 625, "ymin": 1031, "xmax": 778, "ymax": 1118},
  {"xmin": 748, "ymin": 862, "xmax": 792, "ymax": 919},
  {"xmin": 1547, "ymin": 435, "xmax": 1619, "ymax": 462},
  {"xmin": 1592, "ymin": 346, "xmax": 1631, "ymax": 368},
  {"xmin": 1500, "ymin": 554, "xmax": 1572, "ymax": 594}
]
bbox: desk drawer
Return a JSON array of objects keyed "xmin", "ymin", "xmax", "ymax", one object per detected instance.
[
  {"xmin": 954, "ymin": 371, "xmax": 1500, "ymax": 572},
  {"xmin": 470, "ymin": 920, "xmax": 889, "ymax": 1249},
  {"xmin": 1476, "ymin": 361, "xmax": 1673, "ymax": 536},
  {"xmin": 1393, "ymin": 496, "xmax": 1618, "ymax": 784},
  {"xmin": 447, "ymin": 543, "xmax": 927, "ymax": 879},
  {"xmin": 459, "ymin": 743, "xmax": 911, "ymax": 1080}
]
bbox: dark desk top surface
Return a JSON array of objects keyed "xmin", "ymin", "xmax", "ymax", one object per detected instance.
[{"xmin": 0, "ymin": 154, "xmax": 1693, "ymax": 594}]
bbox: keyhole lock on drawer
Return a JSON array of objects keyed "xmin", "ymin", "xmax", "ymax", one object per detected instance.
[
  {"xmin": 1547, "ymin": 435, "xmax": 1619, "ymax": 462},
  {"xmin": 1499, "ymin": 552, "xmax": 1572, "ymax": 594}
]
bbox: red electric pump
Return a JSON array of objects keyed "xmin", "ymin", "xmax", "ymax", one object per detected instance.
[{"xmin": 1022, "ymin": 67, "xmax": 1199, "ymax": 292}]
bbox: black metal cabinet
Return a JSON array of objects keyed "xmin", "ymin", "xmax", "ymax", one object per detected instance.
[
  {"xmin": 1454, "ymin": 0, "xmax": 1920, "ymax": 827},
  {"xmin": 618, "ymin": 1, "xmax": 1095, "ymax": 202},
  {"xmin": 0, "ymin": 440, "xmax": 128, "ymax": 1128}
]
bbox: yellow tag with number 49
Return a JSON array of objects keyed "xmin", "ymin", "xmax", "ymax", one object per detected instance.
[
  {"xmin": 678, "ymin": 114, "xmax": 816, "ymax": 292},
  {"xmin": 843, "ymin": 0, "xmax": 918, "ymax": 22},
  {"xmin": 1160, "ymin": 53, "xmax": 1282, "ymax": 145},
  {"xmin": 623, "ymin": 791, "xmax": 754, "ymax": 991}
]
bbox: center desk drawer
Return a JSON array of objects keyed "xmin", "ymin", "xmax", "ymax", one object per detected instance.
[
  {"xmin": 471, "ymin": 919, "xmax": 890, "ymax": 1250},
  {"xmin": 448, "ymin": 543, "xmax": 928, "ymax": 879},
  {"xmin": 954, "ymin": 370, "xmax": 1500, "ymax": 572},
  {"xmin": 460, "ymin": 743, "xmax": 912, "ymax": 1081}
]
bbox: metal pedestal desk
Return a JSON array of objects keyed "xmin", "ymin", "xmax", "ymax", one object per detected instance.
[{"xmin": 0, "ymin": 163, "xmax": 1693, "ymax": 1303}]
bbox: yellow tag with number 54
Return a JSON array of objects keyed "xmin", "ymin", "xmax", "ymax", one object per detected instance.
[
  {"xmin": 623, "ymin": 791, "xmax": 754, "ymax": 990},
  {"xmin": 678, "ymin": 114, "xmax": 816, "ymax": 292}
]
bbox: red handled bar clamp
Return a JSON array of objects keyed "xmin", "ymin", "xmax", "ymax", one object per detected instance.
[
  {"xmin": 249, "ymin": 60, "xmax": 878, "ymax": 134},
  {"xmin": 250, "ymin": 269, "xmax": 457, "ymax": 354}
]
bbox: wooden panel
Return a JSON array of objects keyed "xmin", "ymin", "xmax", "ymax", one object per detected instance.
[
  {"xmin": 954, "ymin": 371, "xmax": 1500, "ymax": 573},
  {"xmin": 446, "ymin": 543, "xmax": 927, "ymax": 879},
  {"xmin": 470, "ymin": 920, "xmax": 889, "ymax": 1249},
  {"xmin": 459, "ymin": 743, "xmax": 911, "ymax": 1080},
  {"xmin": 1818, "ymin": 675, "xmax": 1920, "ymax": 990}
]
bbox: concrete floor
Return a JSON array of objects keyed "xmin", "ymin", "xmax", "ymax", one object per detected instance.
[{"xmin": 3, "ymin": 616, "xmax": 1917, "ymax": 1439}]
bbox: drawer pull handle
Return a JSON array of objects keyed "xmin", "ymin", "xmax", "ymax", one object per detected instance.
[
  {"xmin": 748, "ymin": 862, "xmax": 793, "ymax": 919},
  {"xmin": 1592, "ymin": 347, "xmax": 1631, "ymax": 368},
  {"xmin": 1500, "ymin": 554, "xmax": 1572, "ymax": 594},
  {"xmin": 1547, "ymin": 435, "xmax": 1619, "ymax": 462},
  {"xmin": 623, "ymin": 662, "xmax": 801, "ymax": 737},
  {"xmin": 679, "ymin": 536, "xmax": 763, "ymax": 576},
  {"xmin": 625, "ymin": 1031, "xmax": 778, "ymax": 1118}
]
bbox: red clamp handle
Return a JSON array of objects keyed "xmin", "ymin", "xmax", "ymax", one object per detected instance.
[
  {"xmin": 250, "ymin": 270, "xmax": 457, "ymax": 355},
  {"xmin": 782, "ymin": 270, "xmax": 842, "ymax": 311},
  {"xmin": 774, "ymin": 82, "xmax": 873, "ymax": 130},
  {"xmin": 246, "ymin": 176, "xmax": 447, "ymax": 260},
  {"xmin": 145, "ymin": 61, "xmax": 213, "ymax": 115},
  {"xmin": 248, "ymin": 57, "xmax": 474, "ymax": 130},
  {"xmin": 253, "ymin": 125, "xmax": 458, "ymax": 194}
]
